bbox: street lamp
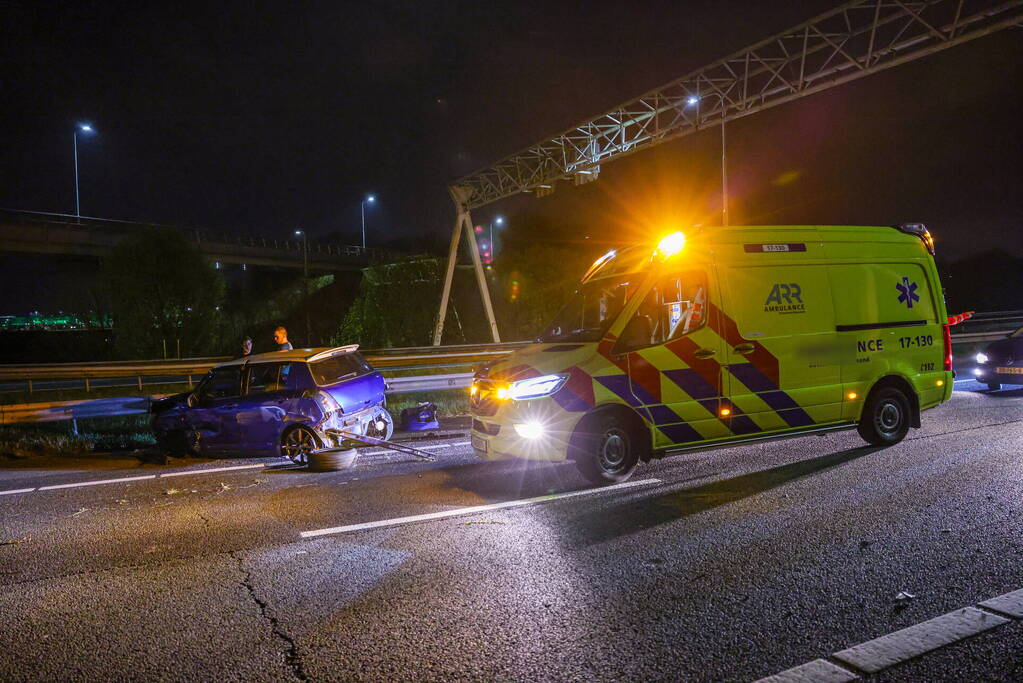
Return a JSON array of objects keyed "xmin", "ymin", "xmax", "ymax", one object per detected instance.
[
  {"xmin": 361, "ymin": 194, "xmax": 376, "ymax": 250},
  {"xmin": 73, "ymin": 123, "xmax": 95, "ymax": 218},
  {"xmin": 295, "ymin": 229, "xmax": 310, "ymax": 345},
  {"xmin": 685, "ymin": 95, "xmax": 728, "ymax": 226}
]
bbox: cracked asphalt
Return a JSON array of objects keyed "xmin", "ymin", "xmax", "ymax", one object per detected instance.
[{"xmin": 0, "ymin": 381, "xmax": 1021, "ymax": 681}]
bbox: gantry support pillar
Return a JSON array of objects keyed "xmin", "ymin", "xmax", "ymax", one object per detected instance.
[{"xmin": 432, "ymin": 186, "xmax": 500, "ymax": 345}]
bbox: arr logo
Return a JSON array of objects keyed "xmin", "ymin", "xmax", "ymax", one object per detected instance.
[{"xmin": 764, "ymin": 283, "xmax": 805, "ymax": 314}]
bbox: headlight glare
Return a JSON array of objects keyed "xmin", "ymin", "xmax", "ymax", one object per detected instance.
[
  {"xmin": 506, "ymin": 374, "xmax": 568, "ymax": 400},
  {"xmin": 975, "ymin": 352, "xmax": 988, "ymax": 364},
  {"xmin": 514, "ymin": 421, "xmax": 546, "ymax": 439}
]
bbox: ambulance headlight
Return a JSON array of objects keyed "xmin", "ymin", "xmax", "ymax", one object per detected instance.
[
  {"xmin": 506, "ymin": 374, "xmax": 568, "ymax": 400},
  {"xmin": 514, "ymin": 421, "xmax": 546, "ymax": 439},
  {"xmin": 973, "ymin": 367, "xmax": 983, "ymax": 376},
  {"xmin": 975, "ymin": 352, "xmax": 988, "ymax": 364}
]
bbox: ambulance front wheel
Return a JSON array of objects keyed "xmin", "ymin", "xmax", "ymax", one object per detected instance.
[
  {"xmin": 857, "ymin": 386, "xmax": 911, "ymax": 446},
  {"xmin": 572, "ymin": 412, "xmax": 640, "ymax": 485}
]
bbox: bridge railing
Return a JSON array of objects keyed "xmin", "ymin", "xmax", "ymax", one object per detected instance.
[{"xmin": 0, "ymin": 208, "xmax": 399, "ymax": 263}]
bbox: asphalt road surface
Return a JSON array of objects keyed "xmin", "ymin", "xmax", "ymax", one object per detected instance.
[{"xmin": 1, "ymin": 379, "xmax": 1020, "ymax": 681}]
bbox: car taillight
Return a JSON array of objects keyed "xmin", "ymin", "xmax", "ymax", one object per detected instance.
[
  {"xmin": 942, "ymin": 324, "xmax": 953, "ymax": 371},
  {"xmin": 315, "ymin": 390, "xmax": 341, "ymax": 414}
]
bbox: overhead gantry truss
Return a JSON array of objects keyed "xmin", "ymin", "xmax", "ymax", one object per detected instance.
[
  {"xmin": 434, "ymin": 0, "xmax": 1022, "ymax": 344},
  {"xmin": 450, "ymin": 0, "xmax": 1023, "ymax": 211}
]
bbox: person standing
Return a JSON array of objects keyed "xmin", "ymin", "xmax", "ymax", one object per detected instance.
[
  {"xmin": 273, "ymin": 326, "xmax": 293, "ymax": 351},
  {"xmin": 236, "ymin": 337, "xmax": 253, "ymax": 359}
]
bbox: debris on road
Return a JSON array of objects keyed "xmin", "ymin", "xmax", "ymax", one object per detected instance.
[
  {"xmin": 70, "ymin": 507, "xmax": 88, "ymax": 517},
  {"xmin": 217, "ymin": 482, "xmax": 232, "ymax": 493},
  {"xmin": 0, "ymin": 536, "xmax": 31, "ymax": 546},
  {"xmin": 895, "ymin": 591, "xmax": 917, "ymax": 601},
  {"xmin": 165, "ymin": 488, "xmax": 182, "ymax": 495}
]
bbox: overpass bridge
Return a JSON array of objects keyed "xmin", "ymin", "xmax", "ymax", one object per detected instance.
[{"xmin": 0, "ymin": 209, "xmax": 398, "ymax": 271}]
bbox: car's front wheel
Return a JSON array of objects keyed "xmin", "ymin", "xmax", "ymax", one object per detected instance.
[
  {"xmin": 987, "ymin": 382, "xmax": 1001, "ymax": 391},
  {"xmin": 857, "ymin": 386, "xmax": 911, "ymax": 446},
  {"xmin": 572, "ymin": 412, "xmax": 641, "ymax": 485},
  {"xmin": 281, "ymin": 426, "xmax": 319, "ymax": 464}
]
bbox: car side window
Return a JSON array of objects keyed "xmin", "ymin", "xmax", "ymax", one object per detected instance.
[
  {"xmin": 621, "ymin": 269, "xmax": 709, "ymax": 350},
  {"xmin": 199, "ymin": 367, "xmax": 242, "ymax": 401},
  {"xmin": 246, "ymin": 363, "xmax": 283, "ymax": 394}
]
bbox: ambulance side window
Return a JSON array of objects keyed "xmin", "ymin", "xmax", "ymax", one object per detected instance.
[{"xmin": 622, "ymin": 270, "xmax": 708, "ymax": 349}]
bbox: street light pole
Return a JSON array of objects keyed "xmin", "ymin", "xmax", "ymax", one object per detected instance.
[
  {"xmin": 295, "ymin": 229, "xmax": 310, "ymax": 345},
  {"xmin": 686, "ymin": 96, "xmax": 728, "ymax": 226},
  {"xmin": 360, "ymin": 194, "xmax": 376, "ymax": 250},
  {"xmin": 73, "ymin": 123, "xmax": 94, "ymax": 218}
]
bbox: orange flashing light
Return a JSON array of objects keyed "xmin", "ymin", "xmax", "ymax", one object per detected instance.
[{"xmin": 656, "ymin": 231, "xmax": 686, "ymax": 257}]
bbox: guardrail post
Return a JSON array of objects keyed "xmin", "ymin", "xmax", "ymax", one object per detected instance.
[
  {"xmin": 27, "ymin": 379, "xmax": 33, "ymax": 394},
  {"xmin": 84, "ymin": 377, "xmax": 91, "ymax": 393},
  {"xmin": 187, "ymin": 374, "xmax": 193, "ymax": 389},
  {"xmin": 137, "ymin": 375, "xmax": 143, "ymax": 391}
]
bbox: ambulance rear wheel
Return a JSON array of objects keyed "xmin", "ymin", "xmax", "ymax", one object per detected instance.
[
  {"xmin": 857, "ymin": 386, "xmax": 911, "ymax": 446},
  {"xmin": 573, "ymin": 412, "xmax": 639, "ymax": 485}
]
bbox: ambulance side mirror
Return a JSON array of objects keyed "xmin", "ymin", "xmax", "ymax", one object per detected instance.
[{"xmin": 617, "ymin": 315, "xmax": 653, "ymax": 352}]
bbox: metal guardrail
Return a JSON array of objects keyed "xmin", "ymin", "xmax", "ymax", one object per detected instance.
[
  {"xmin": 0, "ymin": 315, "xmax": 1020, "ymax": 424},
  {"xmin": 0, "ymin": 374, "xmax": 475, "ymax": 426}
]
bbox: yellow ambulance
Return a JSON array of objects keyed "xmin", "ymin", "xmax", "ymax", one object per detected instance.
[{"xmin": 469, "ymin": 224, "xmax": 953, "ymax": 483}]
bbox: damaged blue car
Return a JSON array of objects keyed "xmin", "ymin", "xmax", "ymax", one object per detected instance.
[{"xmin": 152, "ymin": 346, "xmax": 393, "ymax": 462}]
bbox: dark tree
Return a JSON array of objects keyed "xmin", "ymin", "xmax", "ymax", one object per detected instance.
[{"xmin": 99, "ymin": 229, "xmax": 225, "ymax": 358}]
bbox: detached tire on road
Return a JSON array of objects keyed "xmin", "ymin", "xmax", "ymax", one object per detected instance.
[
  {"xmin": 857, "ymin": 385, "xmax": 911, "ymax": 446},
  {"xmin": 572, "ymin": 412, "xmax": 640, "ymax": 485},
  {"xmin": 307, "ymin": 448, "xmax": 358, "ymax": 472}
]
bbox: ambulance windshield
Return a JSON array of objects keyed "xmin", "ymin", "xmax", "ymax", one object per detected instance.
[{"xmin": 539, "ymin": 274, "xmax": 639, "ymax": 343}]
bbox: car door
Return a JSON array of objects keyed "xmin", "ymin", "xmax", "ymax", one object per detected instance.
[
  {"xmin": 235, "ymin": 362, "xmax": 289, "ymax": 452},
  {"xmin": 617, "ymin": 267, "xmax": 732, "ymax": 448},
  {"xmin": 192, "ymin": 365, "xmax": 244, "ymax": 452}
]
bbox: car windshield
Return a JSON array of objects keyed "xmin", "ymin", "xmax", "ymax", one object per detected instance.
[
  {"xmin": 538, "ymin": 273, "xmax": 643, "ymax": 343},
  {"xmin": 310, "ymin": 353, "xmax": 371, "ymax": 385}
]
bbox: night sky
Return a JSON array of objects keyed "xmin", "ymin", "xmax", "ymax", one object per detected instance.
[{"xmin": 1, "ymin": 0, "xmax": 1020, "ymax": 312}]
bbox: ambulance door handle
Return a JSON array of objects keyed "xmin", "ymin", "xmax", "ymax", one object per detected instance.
[
  {"xmin": 733, "ymin": 343, "xmax": 755, "ymax": 355},
  {"xmin": 693, "ymin": 348, "xmax": 717, "ymax": 359}
]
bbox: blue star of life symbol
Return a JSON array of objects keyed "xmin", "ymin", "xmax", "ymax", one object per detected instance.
[{"xmin": 896, "ymin": 276, "xmax": 920, "ymax": 308}]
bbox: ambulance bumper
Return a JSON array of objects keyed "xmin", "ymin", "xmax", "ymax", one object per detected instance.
[{"xmin": 469, "ymin": 401, "xmax": 580, "ymax": 462}]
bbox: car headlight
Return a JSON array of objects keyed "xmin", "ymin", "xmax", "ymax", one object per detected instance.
[
  {"xmin": 975, "ymin": 352, "xmax": 988, "ymax": 364},
  {"xmin": 506, "ymin": 374, "xmax": 568, "ymax": 400}
]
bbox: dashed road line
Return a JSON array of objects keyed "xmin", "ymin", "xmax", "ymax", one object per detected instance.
[
  {"xmin": 160, "ymin": 463, "xmax": 266, "ymax": 478},
  {"xmin": 756, "ymin": 659, "xmax": 858, "ymax": 683},
  {"xmin": 831, "ymin": 607, "xmax": 1008, "ymax": 673},
  {"xmin": 0, "ymin": 440, "xmax": 473, "ymax": 496},
  {"xmin": 979, "ymin": 588, "xmax": 1023, "ymax": 618},
  {"xmin": 38, "ymin": 474, "xmax": 158, "ymax": 490},
  {"xmin": 300, "ymin": 477, "xmax": 662, "ymax": 538},
  {"xmin": 758, "ymin": 588, "xmax": 1022, "ymax": 681},
  {"xmin": 0, "ymin": 487, "xmax": 36, "ymax": 496}
]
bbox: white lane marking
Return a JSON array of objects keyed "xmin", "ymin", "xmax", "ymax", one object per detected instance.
[
  {"xmin": 831, "ymin": 607, "xmax": 1009, "ymax": 674},
  {"xmin": 300, "ymin": 477, "xmax": 661, "ymax": 538},
  {"xmin": 159, "ymin": 464, "xmax": 266, "ymax": 478},
  {"xmin": 978, "ymin": 588, "xmax": 1023, "ymax": 618},
  {"xmin": 755, "ymin": 658, "xmax": 859, "ymax": 683},
  {"xmin": 39, "ymin": 475, "xmax": 158, "ymax": 490},
  {"xmin": 0, "ymin": 487, "xmax": 36, "ymax": 496}
]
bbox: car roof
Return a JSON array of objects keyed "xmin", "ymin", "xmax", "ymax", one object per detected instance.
[{"xmin": 215, "ymin": 345, "xmax": 360, "ymax": 368}]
